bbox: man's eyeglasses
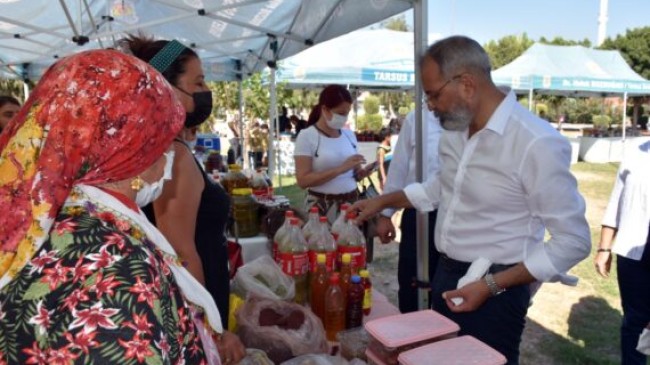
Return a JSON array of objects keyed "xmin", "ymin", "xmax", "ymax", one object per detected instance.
[{"xmin": 423, "ymin": 74, "xmax": 463, "ymax": 104}]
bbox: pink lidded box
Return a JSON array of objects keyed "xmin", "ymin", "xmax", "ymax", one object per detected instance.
[
  {"xmin": 398, "ymin": 335, "xmax": 507, "ymax": 365},
  {"xmin": 364, "ymin": 309, "xmax": 460, "ymax": 365}
]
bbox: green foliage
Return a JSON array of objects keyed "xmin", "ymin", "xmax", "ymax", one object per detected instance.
[
  {"xmin": 577, "ymin": 112, "xmax": 593, "ymax": 124},
  {"xmin": 600, "ymin": 26, "xmax": 650, "ymax": 79},
  {"xmin": 592, "ymin": 114, "xmax": 612, "ymax": 129},
  {"xmin": 380, "ymin": 14, "xmax": 410, "ymax": 32},
  {"xmin": 363, "ymin": 95, "xmax": 380, "ymax": 115},
  {"xmin": 397, "ymin": 106, "xmax": 410, "ymax": 116},
  {"xmin": 0, "ymin": 79, "xmax": 28, "ymax": 100},
  {"xmin": 484, "ymin": 33, "xmax": 534, "ymax": 69},
  {"xmin": 377, "ymin": 90, "xmax": 414, "ymax": 117},
  {"xmin": 539, "ymin": 36, "xmax": 592, "ymax": 47},
  {"xmin": 356, "ymin": 114, "xmax": 383, "ymax": 132},
  {"xmin": 535, "ymin": 103, "xmax": 548, "ymax": 117}
]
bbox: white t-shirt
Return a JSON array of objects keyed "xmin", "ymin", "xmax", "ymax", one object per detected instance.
[{"xmin": 294, "ymin": 126, "xmax": 358, "ymax": 194}]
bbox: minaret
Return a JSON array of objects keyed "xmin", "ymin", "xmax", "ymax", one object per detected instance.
[{"xmin": 597, "ymin": 0, "xmax": 609, "ymax": 46}]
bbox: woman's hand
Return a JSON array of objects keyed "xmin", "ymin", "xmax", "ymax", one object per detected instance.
[
  {"xmin": 340, "ymin": 154, "xmax": 366, "ymax": 173},
  {"xmin": 594, "ymin": 251, "xmax": 612, "ymax": 278},
  {"xmin": 217, "ymin": 331, "xmax": 246, "ymax": 364}
]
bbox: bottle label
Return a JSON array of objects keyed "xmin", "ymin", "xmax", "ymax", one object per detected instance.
[
  {"xmin": 363, "ymin": 288, "xmax": 372, "ymax": 310},
  {"xmin": 308, "ymin": 250, "xmax": 336, "ymax": 272},
  {"xmin": 337, "ymin": 245, "xmax": 366, "ymax": 269},
  {"xmin": 278, "ymin": 252, "xmax": 309, "ymax": 276}
]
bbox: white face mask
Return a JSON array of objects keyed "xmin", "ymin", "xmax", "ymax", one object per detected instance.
[
  {"xmin": 135, "ymin": 150, "xmax": 175, "ymax": 207},
  {"xmin": 326, "ymin": 111, "xmax": 347, "ymax": 129}
]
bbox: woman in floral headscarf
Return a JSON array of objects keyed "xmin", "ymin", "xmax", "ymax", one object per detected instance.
[{"xmin": 0, "ymin": 50, "xmax": 223, "ymax": 364}]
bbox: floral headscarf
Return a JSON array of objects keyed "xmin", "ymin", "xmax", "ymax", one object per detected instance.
[{"xmin": 0, "ymin": 49, "xmax": 184, "ymax": 281}]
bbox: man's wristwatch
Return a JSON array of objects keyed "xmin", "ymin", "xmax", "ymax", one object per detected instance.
[{"xmin": 484, "ymin": 273, "xmax": 506, "ymax": 296}]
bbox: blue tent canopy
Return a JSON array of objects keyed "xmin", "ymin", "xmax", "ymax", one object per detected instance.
[
  {"xmin": 492, "ymin": 43, "xmax": 650, "ymax": 96},
  {"xmin": 273, "ymin": 29, "xmax": 440, "ymax": 88}
]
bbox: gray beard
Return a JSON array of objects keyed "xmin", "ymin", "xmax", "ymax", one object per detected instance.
[{"xmin": 436, "ymin": 108, "xmax": 472, "ymax": 131}]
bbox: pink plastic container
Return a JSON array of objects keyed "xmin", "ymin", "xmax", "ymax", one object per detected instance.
[
  {"xmin": 398, "ymin": 335, "xmax": 507, "ymax": 365},
  {"xmin": 365, "ymin": 348, "xmax": 389, "ymax": 365},
  {"xmin": 364, "ymin": 309, "xmax": 460, "ymax": 365}
]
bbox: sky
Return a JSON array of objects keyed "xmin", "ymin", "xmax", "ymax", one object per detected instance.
[{"xmin": 399, "ymin": 0, "xmax": 650, "ymax": 46}]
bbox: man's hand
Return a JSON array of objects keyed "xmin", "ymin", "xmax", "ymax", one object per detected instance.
[
  {"xmin": 216, "ymin": 331, "xmax": 246, "ymax": 364},
  {"xmin": 350, "ymin": 197, "xmax": 385, "ymax": 223},
  {"xmin": 442, "ymin": 279, "xmax": 491, "ymax": 312},
  {"xmin": 375, "ymin": 215, "xmax": 396, "ymax": 243},
  {"xmin": 594, "ymin": 251, "xmax": 612, "ymax": 278}
]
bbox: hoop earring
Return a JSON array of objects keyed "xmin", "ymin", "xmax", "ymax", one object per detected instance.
[{"xmin": 130, "ymin": 176, "xmax": 144, "ymax": 192}]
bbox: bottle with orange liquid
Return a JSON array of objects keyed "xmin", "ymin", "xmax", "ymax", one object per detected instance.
[
  {"xmin": 339, "ymin": 253, "xmax": 353, "ymax": 303},
  {"xmin": 324, "ymin": 273, "xmax": 345, "ymax": 341},
  {"xmin": 310, "ymin": 253, "xmax": 328, "ymax": 324}
]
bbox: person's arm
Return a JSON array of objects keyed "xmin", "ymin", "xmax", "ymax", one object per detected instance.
[
  {"xmin": 294, "ymin": 155, "xmax": 365, "ymax": 189},
  {"xmin": 377, "ymin": 148, "xmax": 387, "ymax": 188},
  {"xmin": 153, "ymin": 142, "xmax": 206, "ymax": 284},
  {"xmin": 594, "ymin": 163, "xmax": 625, "ymax": 277}
]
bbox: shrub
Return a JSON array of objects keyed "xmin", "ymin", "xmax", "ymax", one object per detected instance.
[
  {"xmin": 356, "ymin": 114, "xmax": 383, "ymax": 133},
  {"xmin": 577, "ymin": 112, "xmax": 593, "ymax": 124},
  {"xmin": 363, "ymin": 96, "xmax": 380, "ymax": 115},
  {"xmin": 398, "ymin": 106, "xmax": 410, "ymax": 116},
  {"xmin": 592, "ymin": 114, "xmax": 612, "ymax": 129}
]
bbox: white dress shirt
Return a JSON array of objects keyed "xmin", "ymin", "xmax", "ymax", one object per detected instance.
[
  {"xmin": 381, "ymin": 108, "xmax": 443, "ymax": 217},
  {"xmin": 602, "ymin": 140, "xmax": 650, "ymax": 260},
  {"xmin": 403, "ymin": 91, "xmax": 591, "ymax": 284}
]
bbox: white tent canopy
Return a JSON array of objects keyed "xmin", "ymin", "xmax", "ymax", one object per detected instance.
[{"xmin": 0, "ymin": 0, "xmax": 411, "ymax": 81}]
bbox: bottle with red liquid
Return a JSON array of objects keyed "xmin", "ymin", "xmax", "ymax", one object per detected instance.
[
  {"xmin": 307, "ymin": 216, "xmax": 336, "ymax": 273},
  {"xmin": 310, "ymin": 253, "xmax": 328, "ymax": 324},
  {"xmin": 278, "ymin": 218, "xmax": 309, "ymax": 304},
  {"xmin": 324, "ymin": 273, "xmax": 345, "ymax": 341},
  {"xmin": 346, "ymin": 275, "xmax": 364, "ymax": 329},
  {"xmin": 359, "ymin": 269, "xmax": 372, "ymax": 315},
  {"xmin": 272, "ymin": 210, "xmax": 294, "ymax": 261},
  {"xmin": 336, "ymin": 211, "xmax": 367, "ymax": 271}
]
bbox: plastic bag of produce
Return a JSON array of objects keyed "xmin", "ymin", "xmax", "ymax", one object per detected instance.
[
  {"xmin": 280, "ymin": 354, "xmax": 354, "ymax": 365},
  {"xmin": 233, "ymin": 255, "xmax": 295, "ymax": 300},
  {"xmin": 236, "ymin": 296, "xmax": 328, "ymax": 364}
]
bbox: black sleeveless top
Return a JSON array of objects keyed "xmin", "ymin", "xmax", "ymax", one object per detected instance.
[{"xmin": 144, "ymin": 143, "xmax": 231, "ymax": 327}]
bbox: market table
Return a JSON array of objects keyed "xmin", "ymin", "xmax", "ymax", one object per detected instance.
[{"xmin": 228, "ymin": 234, "xmax": 271, "ymax": 264}]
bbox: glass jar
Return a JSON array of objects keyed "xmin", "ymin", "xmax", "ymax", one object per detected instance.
[
  {"xmin": 222, "ymin": 164, "xmax": 250, "ymax": 194},
  {"xmin": 231, "ymin": 188, "xmax": 259, "ymax": 237}
]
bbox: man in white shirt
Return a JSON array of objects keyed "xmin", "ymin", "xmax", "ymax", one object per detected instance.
[
  {"xmin": 376, "ymin": 108, "xmax": 442, "ymax": 313},
  {"xmin": 352, "ymin": 36, "xmax": 591, "ymax": 364}
]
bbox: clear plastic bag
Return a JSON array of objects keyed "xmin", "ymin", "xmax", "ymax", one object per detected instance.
[
  {"xmin": 236, "ymin": 296, "xmax": 328, "ymax": 364},
  {"xmin": 280, "ymin": 354, "xmax": 354, "ymax": 365},
  {"xmin": 239, "ymin": 349, "xmax": 275, "ymax": 365},
  {"xmin": 232, "ymin": 255, "xmax": 295, "ymax": 300}
]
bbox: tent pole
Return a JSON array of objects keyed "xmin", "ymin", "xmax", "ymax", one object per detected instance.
[
  {"xmin": 238, "ymin": 80, "xmax": 246, "ymax": 169},
  {"xmin": 528, "ymin": 88, "xmax": 534, "ymax": 112},
  {"xmin": 268, "ymin": 67, "xmax": 277, "ymax": 183},
  {"xmin": 622, "ymin": 91, "xmax": 628, "ymax": 143},
  {"xmin": 413, "ymin": 0, "xmax": 429, "ymax": 311},
  {"xmin": 23, "ymin": 81, "xmax": 30, "ymax": 100}
]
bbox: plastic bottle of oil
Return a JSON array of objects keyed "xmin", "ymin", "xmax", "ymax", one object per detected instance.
[
  {"xmin": 307, "ymin": 216, "xmax": 336, "ymax": 273},
  {"xmin": 301, "ymin": 206, "xmax": 320, "ymax": 243},
  {"xmin": 339, "ymin": 253, "xmax": 353, "ymax": 304},
  {"xmin": 336, "ymin": 211, "xmax": 367, "ymax": 271},
  {"xmin": 324, "ymin": 273, "xmax": 345, "ymax": 341},
  {"xmin": 278, "ymin": 218, "xmax": 309, "ymax": 304},
  {"xmin": 272, "ymin": 210, "xmax": 294, "ymax": 262},
  {"xmin": 331, "ymin": 203, "xmax": 350, "ymax": 242},
  {"xmin": 310, "ymin": 253, "xmax": 328, "ymax": 324},
  {"xmin": 359, "ymin": 269, "xmax": 372, "ymax": 315}
]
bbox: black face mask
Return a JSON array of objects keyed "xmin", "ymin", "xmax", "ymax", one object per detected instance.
[{"xmin": 177, "ymin": 88, "xmax": 213, "ymax": 127}]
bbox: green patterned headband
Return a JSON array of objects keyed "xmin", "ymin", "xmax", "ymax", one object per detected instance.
[{"xmin": 148, "ymin": 40, "xmax": 188, "ymax": 73}]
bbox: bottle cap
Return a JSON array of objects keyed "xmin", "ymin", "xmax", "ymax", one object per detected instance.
[
  {"xmin": 317, "ymin": 253, "xmax": 326, "ymax": 264},
  {"xmin": 231, "ymin": 188, "xmax": 253, "ymax": 196},
  {"xmin": 285, "ymin": 210, "xmax": 295, "ymax": 218},
  {"xmin": 340, "ymin": 203, "xmax": 349, "ymax": 211},
  {"xmin": 290, "ymin": 218, "xmax": 300, "ymax": 226},
  {"xmin": 329, "ymin": 273, "xmax": 340, "ymax": 284},
  {"xmin": 346, "ymin": 211, "xmax": 356, "ymax": 220},
  {"xmin": 309, "ymin": 206, "xmax": 319, "ymax": 213},
  {"xmin": 342, "ymin": 253, "xmax": 351, "ymax": 264},
  {"xmin": 319, "ymin": 216, "xmax": 328, "ymax": 223},
  {"xmin": 359, "ymin": 269, "xmax": 369, "ymax": 278},
  {"xmin": 351, "ymin": 275, "xmax": 361, "ymax": 284}
]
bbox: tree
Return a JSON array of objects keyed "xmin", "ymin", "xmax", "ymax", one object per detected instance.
[
  {"xmin": 539, "ymin": 36, "xmax": 591, "ymax": 47},
  {"xmin": 357, "ymin": 95, "xmax": 383, "ymax": 132},
  {"xmin": 380, "ymin": 14, "xmax": 410, "ymax": 32},
  {"xmin": 378, "ymin": 90, "xmax": 413, "ymax": 117},
  {"xmin": 484, "ymin": 33, "xmax": 534, "ymax": 69}
]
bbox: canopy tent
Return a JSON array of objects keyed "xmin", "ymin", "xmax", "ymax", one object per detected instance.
[
  {"xmin": 492, "ymin": 43, "xmax": 650, "ymax": 97},
  {"xmin": 273, "ymin": 28, "xmax": 440, "ymax": 88},
  {"xmin": 0, "ymin": 0, "xmax": 412, "ymax": 82}
]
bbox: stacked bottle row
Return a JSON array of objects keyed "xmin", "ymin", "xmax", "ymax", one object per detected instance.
[{"xmin": 272, "ymin": 205, "xmax": 373, "ymax": 341}]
